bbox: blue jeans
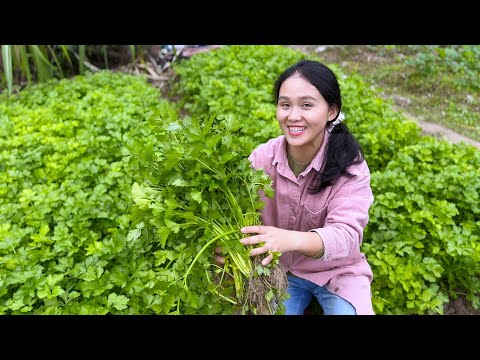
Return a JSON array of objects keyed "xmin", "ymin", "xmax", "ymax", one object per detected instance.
[{"xmin": 284, "ymin": 274, "xmax": 356, "ymax": 315}]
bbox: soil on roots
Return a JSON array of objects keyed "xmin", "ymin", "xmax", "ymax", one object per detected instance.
[
  {"xmin": 246, "ymin": 257, "xmax": 288, "ymax": 315},
  {"xmin": 212, "ymin": 257, "xmax": 289, "ymax": 315}
]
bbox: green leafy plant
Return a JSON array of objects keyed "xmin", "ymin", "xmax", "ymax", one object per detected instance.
[
  {"xmin": 129, "ymin": 112, "xmax": 288, "ymax": 314},
  {"xmin": 0, "ymin": 70, "xmax": 167, "ymax": 314},
  {"xmin": 364, "ymin": 137, "xmax": 480, "ymax": 314},
  {"xmin": 338, "ymin": 69, "xmax": 423, "ymax": 172}
]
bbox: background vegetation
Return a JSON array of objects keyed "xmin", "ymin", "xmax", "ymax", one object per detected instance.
[
  {"xmin": 1, "ymin": 45, "xmax": 150, "ymax": 96},
  {"xmin": 310, "ymin": 45, "xmax": 480, "ymax": 142}
]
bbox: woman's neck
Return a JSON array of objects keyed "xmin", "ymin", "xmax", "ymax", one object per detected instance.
[
  {"xmin": 286, "ymin": 131, "xmax": 325, "ymax": 164},
  {"xmin": 287, "ymin": 150, "xmax": 310, "ymax": 177},
  {"xmin": 287, "ymin": 142, "xmax": 321, "ymax": 164},
  {"xmin": 287, "ymin": 148, "xmax": 311, "ymax": 165}
]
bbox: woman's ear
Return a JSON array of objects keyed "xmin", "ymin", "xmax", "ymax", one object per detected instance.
[{"xmin": 328, "ymin": 107, "xmax": 339, "ymax": 121}]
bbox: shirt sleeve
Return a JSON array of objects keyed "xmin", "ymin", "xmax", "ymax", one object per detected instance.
[{"xmin": 309, "ymin": 163, "xmax": 374, "ymax": 261}]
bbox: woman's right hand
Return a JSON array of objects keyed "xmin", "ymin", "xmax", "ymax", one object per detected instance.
[{"xmin": 214, "ymin": 246, "xmax": 225, "ymax": 266}]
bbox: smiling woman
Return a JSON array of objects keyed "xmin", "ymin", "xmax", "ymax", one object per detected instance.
[
  {"xmin": 276, "ymin": 73, "xmax": 337, "ymax": 164},
  {"xmin": 216, "ymin": 59, "xmax": 375, "ymax": 315}
]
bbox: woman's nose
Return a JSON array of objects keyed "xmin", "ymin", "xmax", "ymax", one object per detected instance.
[{"xmin": 288, "ymin": 107, "xmax": 302, "ymax": 120}]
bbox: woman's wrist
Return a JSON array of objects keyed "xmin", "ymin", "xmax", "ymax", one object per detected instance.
[{"xmin": 295, "ymin": 230, "xmax": 324, "ymax": 259}]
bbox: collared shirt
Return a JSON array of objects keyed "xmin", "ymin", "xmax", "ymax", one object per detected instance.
[{"xmin": 248, "ymin": 131, "xmax": 375, "ymax": 315}]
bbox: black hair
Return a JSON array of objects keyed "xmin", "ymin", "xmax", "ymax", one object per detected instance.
[{"xmin": 274, "ymin": 59, "xmax": 365, "ymax": 193}]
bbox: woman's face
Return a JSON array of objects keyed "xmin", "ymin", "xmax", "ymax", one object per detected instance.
[{"xmin": 276, "ymin": 74, "xmax": 337, "ymax": 162}]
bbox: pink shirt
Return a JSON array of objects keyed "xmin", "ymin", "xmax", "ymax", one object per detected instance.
[{"xmin": 248, "ymin": 131, "xmax": 375, "ymax": 315}]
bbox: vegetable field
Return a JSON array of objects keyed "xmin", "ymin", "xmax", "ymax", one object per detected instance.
[{"xmin": 1, "ymin": 45, "xmax": 479, "ymax": 314}]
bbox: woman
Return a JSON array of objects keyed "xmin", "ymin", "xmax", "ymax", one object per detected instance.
[{"xmin": 216, "ymin": 60, "xmax": 375, "ymax": 315}]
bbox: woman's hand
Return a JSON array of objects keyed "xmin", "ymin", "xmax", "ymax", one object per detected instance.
[
  {"xmin": 212, "ymin": 226, "xmax": 290, "ymax": 267},
  {"xmin": 213, "ymin": 225, "xmax": 323, "ymax": 267},
  {"xmin": 241, "ymin": 225, "xmax": 323, "ymax": 266},
  {"xmin": 240, "ymin": 225, "xmax": 299, "ymax": 266}
]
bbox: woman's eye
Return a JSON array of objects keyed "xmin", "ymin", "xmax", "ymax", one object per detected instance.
[{"xmin": 303, "ymin": 103, "xmax": 313, "ymax": 108}]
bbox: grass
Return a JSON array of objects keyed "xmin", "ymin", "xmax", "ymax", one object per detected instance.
[{"xmin": 302, "ymin": 45, "xmax": 480, "ymax": 143}]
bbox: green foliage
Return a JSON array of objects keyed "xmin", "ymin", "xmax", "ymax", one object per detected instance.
[
  {"xmin": 129, "ymin": 112, "xmax": 286, "ymax": 314},
  {"xmin": 336, "ymin": 69, "xmax": 423, "ymax": 172},
  {"xmin": 364, "ymin": 137, "xmax": 480, "ymax": 314},
  {"xmin": 0, "ymin": 45, "xmax": 148, "ymax": 97},
  {"xmin": 170, "ymin": 45, "xmax": 306, "ymax": 151},
  {"xmin": 0, "ymin": 70, "xmax": 172, "ymax": 314}
]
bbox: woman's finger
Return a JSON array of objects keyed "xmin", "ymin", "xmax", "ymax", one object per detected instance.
[
  {"xmin": 240, "ymin": 235, "xmax": 266, "ymax": 246},
  {"xmin": 213, "ymin": 246, "xmax": 225, "ymax": 266},
  {"xmin": 249, "ymin": 243, "xmax": 270, "ymax": 257},
  {"xmin": 261, "ymin": 252, "xmax": 273, "ymax": 266},
  {"xmin": 240, "ymin": 236, "xmax": 254, "ymax": 246},
  {"xmin": 241, "ymin": 225, "xmax": 267, "ymax": 234},
  {"xmin": 214, "ymin": 254, "xmax": 225, "ymax": 265}
]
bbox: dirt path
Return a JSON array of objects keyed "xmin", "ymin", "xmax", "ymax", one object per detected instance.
[{"xmin": 417, "ymin": 119, "xmax": 480, "ymax": 149}]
